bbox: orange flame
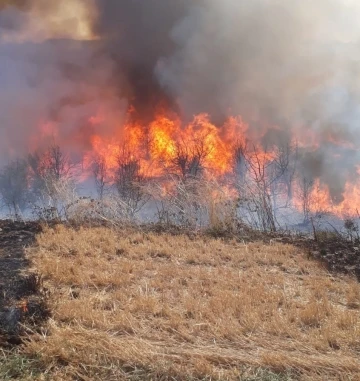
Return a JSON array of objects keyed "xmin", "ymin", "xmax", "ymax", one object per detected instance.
[{"xmin": 33, "ymin": 105, "xmax": 360, "ymax": 220}]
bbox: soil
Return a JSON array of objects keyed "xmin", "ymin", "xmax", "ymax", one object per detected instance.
[
  {"xmin": 0, "ymin": 220, "xmax": 49, "ymax": 346},
  {"xmin": 303, "ymin": 237, "xmax": 360, "ymax": 280}
]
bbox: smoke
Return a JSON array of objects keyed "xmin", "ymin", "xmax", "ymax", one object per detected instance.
[
  {"xmin": 1, "ymin": 0, "xmax": 360, "ymax": 198},
  {"xmin": 91, "ymin": 0, "xmax": 360, "ymax": 198},
  {"xmin": 0, "ymin": 0, "xmax": 96, "ymax": 42},
  {"xmin": 91, "ymin": 0, "xmax": 193, "ymax": 119},
  {"xmin": 0, "ymin": 0, "xmax": 127, "ymax": 161},
  {"xmin": 90, "ymin": 0, "xmax": 360, "ymax": 135},
  {"xmin": 154, "ymin": 1, "xmax": 360, "ymax": 123}
]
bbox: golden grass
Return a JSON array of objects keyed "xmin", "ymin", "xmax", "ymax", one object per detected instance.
[{"xmin": 23, "ymin": 225, "xmax": 360, "ymax": 380}]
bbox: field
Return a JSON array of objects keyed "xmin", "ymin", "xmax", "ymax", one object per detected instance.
[{"xmin": 1, "ymin": 224, "xmax": 360, "ymax": 380}]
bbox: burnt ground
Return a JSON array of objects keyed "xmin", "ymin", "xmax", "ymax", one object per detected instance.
[
  {"xmin": 0, "ymin": 220, "xmax": 49, "ymax": 347},
  {"xmin": 265, "ymin": 233, "xmax": 360, "ymax": 280},
  {"xmin": 304, "ymin": 237, "xmax": 360, "ymax": 280}
]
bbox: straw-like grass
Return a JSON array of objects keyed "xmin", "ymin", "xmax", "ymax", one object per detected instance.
[{"xmin": 19, "ymin": 225, "xmax": 360, "ymax": 380}]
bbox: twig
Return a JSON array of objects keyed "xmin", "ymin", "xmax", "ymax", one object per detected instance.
[{"xmin": 310, "ymin": 217, "xmax": 317, "ymax": 241}]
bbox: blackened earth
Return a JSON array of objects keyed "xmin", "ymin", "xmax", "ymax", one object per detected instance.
[{"xmin": 0, "ymin": 220, "xmax": 49, "ymax": 346}]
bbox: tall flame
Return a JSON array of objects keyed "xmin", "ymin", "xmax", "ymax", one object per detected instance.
[{"xmin": 78, "ymin": 107, "xmax": 360, "ymax": 219}]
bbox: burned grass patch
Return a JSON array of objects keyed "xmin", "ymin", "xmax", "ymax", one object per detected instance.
[{"xmin": 0, "ymin": 220, "xmax": 49, "ymax": 347}]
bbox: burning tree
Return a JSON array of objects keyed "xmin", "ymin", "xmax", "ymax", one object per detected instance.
[
  {"xmin": 114, "ymin": 147, "xmax": 149, "ymax": 220},
  {"xmin": 169, "ymin": 138, "xmax": 210, "ymax": 180},
  {"xmin": 155, "ymin": 137, "xmax": 212, "ymax": 227}
]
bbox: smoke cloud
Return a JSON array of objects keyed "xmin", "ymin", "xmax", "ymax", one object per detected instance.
[
  {"xmin": 0, "ymin": 0, "xmax": 126, "ymax": 161},
  {"xmin": 1, "ymin": 0, "xmax": 360, "ymax": 197}
]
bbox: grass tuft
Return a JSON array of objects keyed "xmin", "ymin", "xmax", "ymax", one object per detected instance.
[{"xmin": 0, "ymin": 351, "xmax": 42, "ymax": 380}]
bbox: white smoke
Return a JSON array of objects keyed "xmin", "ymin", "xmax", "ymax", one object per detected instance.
[{"xmin": 156, "ymin": 0, "xmax": 360, "ymax": 124}]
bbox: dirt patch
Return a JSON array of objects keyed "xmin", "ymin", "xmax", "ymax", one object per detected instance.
[{"xmin": 0, "ymin": 220, "xmax": 50, "ymax": 346}]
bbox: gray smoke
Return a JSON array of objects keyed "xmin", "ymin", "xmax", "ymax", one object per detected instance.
[
  {"xmin": 0, "ymin": 1, "xmax": 126, "ymax": 161},
  {"xmin": 92, "ymin": 0, "xmax": 192, "ymax": 118},
  {"xmin": 155, "ymin": 1, "xmax": 360, "ymax": 123},
  {"xmin": 92, "ymin": 0, "xmax": 360, "ymax": 198},
  {"xmin": 2, "ymin": 0, "xmax": 360, "ymax": 199}
]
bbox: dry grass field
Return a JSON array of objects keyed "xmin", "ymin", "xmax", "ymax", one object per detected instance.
[{"xmin": 3, "ymin": 225, "xmax": 360, "ymax": 380}]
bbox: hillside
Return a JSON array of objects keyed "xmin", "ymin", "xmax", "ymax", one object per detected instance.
[{"xmin": 1, "ymin": 225, "xmax": 360, "ymax": 380}]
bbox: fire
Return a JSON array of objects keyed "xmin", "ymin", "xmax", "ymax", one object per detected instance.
[
  {"xmin": 79, "ymin": 106, "xmax": 360, "ymax": 221},
  {"xmin": 307, "ymin": 180, "xmax": 360, "ymax": 217},
  {"xmin": 85, "ymin": 111, "xmax": 249, "ymax": 179},
  {"xmin": 2, "ymin": 0, "xmax": 360, "ymax": 228},
  {"xmin": 149, "ymin": 116, "xmax": 177, "ymax": 161}
]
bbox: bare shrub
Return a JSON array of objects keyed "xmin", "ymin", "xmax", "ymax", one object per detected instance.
[
  {"xmin": 148, "ymin": 177, "xmax": 203, "ymax": 227},
  {"xmin": 268, "ymin": 141, "xmax": 297, "ymax": 206},
  {"xmin": 168, "ymin": 138, "xmax": 210, "ymax": 180},
  {"xmin": 234, "ymin": 140, "xmax": 297, "ymax": 232},
  {"xmin": 296, "ymin": 176, "xmax": 315, "ymax": 223},
  {"xmin": 148, "ymin": 176, "xmax": 239, "ymax": 231},
  {"xmin": 148, "ymin": 137, "xmax": 214, "ymax": 228},
  {"xmin": 0, "ymin": 159, "xmax": 29, "ymax": 219},
  {"xmin": 113, "ymin": 147, "xmax": 149, "ymax": 220},
  {"xmin": 28, "ymin": 145, "xmax": 78, "ymax": 221},
  {"xmin": 344, "ymin": 218, "xmax": 360, "ymax": 243},
  {"xmin": 234, "ymin": 144, "xmax": 277, "ymax": 231},
  {"xmin": 92, "ymin": 155, "xmax": 110, "ymax": 201},
  {"xmin": 233, "ymin": 141, "xmax": 247, "ymax": 184},
  {"xmin": 205, "ymin": 181, "xmax": 240, "ymax": 236},
  {"xmin": 65, "ymin": 196, "xmax": 124, "ymax": 225}
]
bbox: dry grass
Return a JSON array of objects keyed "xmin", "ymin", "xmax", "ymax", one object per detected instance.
[{"xmin": 20, "ymin": 225, "xmax": 360, "ymax": 380}]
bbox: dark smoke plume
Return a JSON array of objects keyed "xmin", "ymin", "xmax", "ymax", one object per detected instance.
[{"xmin": 92, "ymin": 0, "xmax": 193, "ymax": 118}]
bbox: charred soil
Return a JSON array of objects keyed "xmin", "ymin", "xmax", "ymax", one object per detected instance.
[{"xmin": 0, "ymin": 220, "xmax": 49, "ymax": 346}]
